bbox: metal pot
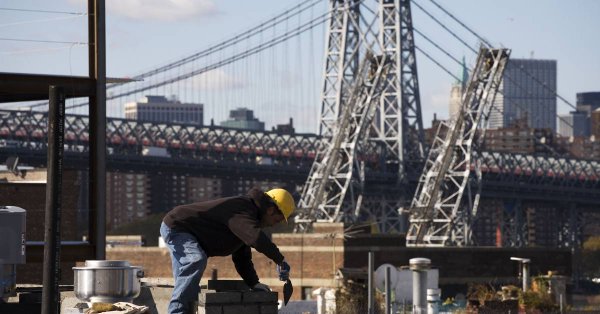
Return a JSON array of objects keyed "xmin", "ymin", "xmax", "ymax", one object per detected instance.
[{"xmin": 73, "ymin": 260, "xmax": 144, "ymax": 303}]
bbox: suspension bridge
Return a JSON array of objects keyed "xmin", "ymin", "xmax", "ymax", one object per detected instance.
[{"xmin": 1, "ymin": 0, "xmax": 599, "ymax": 248}]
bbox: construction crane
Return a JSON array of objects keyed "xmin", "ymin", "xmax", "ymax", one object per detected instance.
[
  {"xmin": 406, "ymin": 47, "xmax": 510, "ymax": 247},
  {"xmin": 294, "ymin": 52, "xmax": 391, "ymax": 231}
]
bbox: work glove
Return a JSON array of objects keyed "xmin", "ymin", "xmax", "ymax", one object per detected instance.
[
  {"xmin": 277, "ymin": 260, "xmax": 291, "ymax": 281},
  {"xmin": 252, "ymin": 282, "xmax": 271, "ymax": 292}
]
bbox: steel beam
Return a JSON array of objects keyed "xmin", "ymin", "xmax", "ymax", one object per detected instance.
[
  {"xmin": 0, "ymin": 73, "xmax": 95, "ymax": 103},
  {"xmin": 41, "ymin": 86, "xmax": 65, "ymax": 314}
]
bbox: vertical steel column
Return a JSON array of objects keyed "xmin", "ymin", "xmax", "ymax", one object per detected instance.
[
  {"xmin": 88, "ymin": 0, "xmax": 107, "ymax": 259},
  {"xmin": 377, "ymin": 0, "xmax": 404, "ymax": 171},
  {"xmin": 410, "ymin": 258, "xmax": 430, "ymax": 314},
  {"xmin": 369, "ymin": 0, "xmax": 407, "ymax": 233},
  {"xmin": 318, "ymin": 0, "xmax": 360, "ymax": 138},
  {"xmin": 41, "ymin": 86, "xmax": 65, "ymax": 314},
  {"xmin": 387, "ymin": 0, "xmax": 426, "ymax": 234},
  {"xmin": 523, "ymin": 260, "xmax": 530, "ymax": 291},
  {"xmin": 510, "ymin": 257, "xmax": 531, "ymax": 291},
  {"xmin": 385, "ymin": 266, "xmax": 391, "ymax": 314},
  {"xmin": 378, "ymin": 0, "xmax": 425, "ymax": 177},
  {"xmin": 398, "ymin": 0, "xmax": 425, "ymax": 176},
  {"xmin": 368, "ymin": 251, "xmax": 375, "ymax": 314}
]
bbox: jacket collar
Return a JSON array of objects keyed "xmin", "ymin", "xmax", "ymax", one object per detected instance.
[{"xmin": 247, "ymin": 188, "xmax": 272, "ymax": 218}]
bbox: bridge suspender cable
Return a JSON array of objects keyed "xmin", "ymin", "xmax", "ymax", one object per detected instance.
[
  {"xmin": 415, "ymin": 0, "xmax": 577, "ymax": 111},
  {"xmin": 411, "ymin": 0, "xmax": 576, "ymax": 135},
  {"xmin": 61, "ymin": 10, "xmax": 330, "ymax": 110},
  {"xmin": 27, "ymin": 0, "xmax": 323, "ymax": 109}
]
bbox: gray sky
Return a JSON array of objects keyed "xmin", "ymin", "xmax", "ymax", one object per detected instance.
[{"xmin": 1, "ymin": 0, "xmax": 598, "ymax": 132}]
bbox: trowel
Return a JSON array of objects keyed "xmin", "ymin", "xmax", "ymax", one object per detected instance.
[{"xmin": 283, "ymin": 279, "xmax": 293, "ymax": 306}]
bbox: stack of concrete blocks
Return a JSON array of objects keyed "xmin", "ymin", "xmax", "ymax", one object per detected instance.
[{"xmin": 199, "ymin": 280, "xmax": 278, "ymax": 314}]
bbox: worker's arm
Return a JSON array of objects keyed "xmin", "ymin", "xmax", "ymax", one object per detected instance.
[
  {"xmin": 228, "ymin": 213, "xmax": 284, "ymax": 264},
  {"xmin": 231, "ymin": 245, "xmax": 259, "ymax": 287}
]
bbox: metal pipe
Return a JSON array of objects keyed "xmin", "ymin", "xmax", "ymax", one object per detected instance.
[
  {"xmin": 368, "ymin": 251, "xmax": 374, "ymax": 314},
  {"xmin": 385, "ymin": 265, "xmax": 391, "ymax": 314},
  {"xmin": 410, "ymin": 258, "xmax": 431, "ymax": 314},
  {"xmin": 41, "ymin": 86, "xmax": 65, "ymax": 314},
  {"xmin": 510, "ymin": 257, "xmax": 531, "ymax": 291},
  {"xmin": 427, "ymin": 288, "xmax": 440, "ymax": 314},
  {"xmin": 88, "ymin": 0, "xmax": 107, "ymax": 260},
  {"xmin": 523, "ymin": 261, "xmax": 530, "ymax": 292}
]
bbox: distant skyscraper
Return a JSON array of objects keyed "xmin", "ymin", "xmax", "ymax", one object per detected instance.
[
  {"xmin": 449, "ymin": 57, "xmax": 468, "ymax": 119},
  {"xmin": 558, "ymin": 111, "xmax": 588, "ymax": 137},
  {"xmin": 220, "ymin": 107, "xmax": 265, "ymax": 131},
  {"xmin": 572, "ymin": 92, "xmax": 600, "ymax": 136},
  {"xmin": 124, "ymin": 95, "xmax": 203, "ymax": 125},
  {"xmin": 576, "ymin": 92, "xmax": 600, "ymax": 115},
  {"xmin": 449, "ymin": 84, "xmax": 462, "ymax": 119},
  {"xmin": 488, "ymin": 59, "xmax": 557, "ymax": 131}
]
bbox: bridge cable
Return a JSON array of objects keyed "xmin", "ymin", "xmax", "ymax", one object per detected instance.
[
  {"xmin": 414, "ymin": 26, "xmax": 573, "ymax": 131},
  {"xmin": 416, "ymin": 0, "xmax": 577, "ymax": 111},
  {"xmin": 411, "ymin": 2, "xmax": 576, "ymax": 133},
  {"xmin": 61, "ymin": 9, "xmax": 330, "ymax": 110},
  {"xmin": 413, "ymin": 30, "xmax": 569, "ymax": 156},
  {"xmin": 26, "ymin": 0, "xmax": 322, "ymax": 109}
]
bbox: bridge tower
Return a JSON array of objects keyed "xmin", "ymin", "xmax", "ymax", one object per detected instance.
[{"xmin": 295, "ymin": 0, "xmax": 425, "ymax": 232}]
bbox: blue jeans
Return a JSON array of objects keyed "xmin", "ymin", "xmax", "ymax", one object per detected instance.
[{"xmin": 160, "ymin": 222, "xmax": 208, "ymax": 314}]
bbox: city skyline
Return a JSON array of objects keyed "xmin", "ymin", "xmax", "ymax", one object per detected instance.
[{"xmin": 1, "ymin": 0, "xmax": 599, "ymax": 132}]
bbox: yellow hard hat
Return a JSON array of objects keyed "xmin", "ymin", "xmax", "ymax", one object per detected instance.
[{"xmin": 266, "ymin": 188, "xmax": 295, "ymax": 222}]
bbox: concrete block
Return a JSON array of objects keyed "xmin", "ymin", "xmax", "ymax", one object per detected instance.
[
  {"xmin": 222, "ymin": 304, "xmax": 254, "ymax": 314},
  {"xmin": 200, "ymin": 291, "xmax": 242, "ymax": 304},
  {"xmin": 198, "ymin": 305, "xmax": 223, "ymax": 314},
  {"xmin": 242, "ymin": 291, "xmax": 278, "ymax": 303},
  {"xmin": 207, "ymin": 280, "xmax": 249, "ymax": 291},
  {"xmin": 259, "ymin": 303, "xmax": 279, "ymax": 314},
  {"xmin": 18, "ymin": 292, "xmax": 42, "ymax": 304},
  {"xmin": 0, "ymin": 303, "xmax": 42, "ymax": 313}
]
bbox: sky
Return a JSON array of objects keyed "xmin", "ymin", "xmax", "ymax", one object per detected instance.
[{"xmin": 1, "ymin": 0, "xmax": 599, "ymax": 133}]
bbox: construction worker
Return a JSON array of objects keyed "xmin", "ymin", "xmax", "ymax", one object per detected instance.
[{"xmin": 159, "ymin": 188, "xmax": 295, "ymax": 314}]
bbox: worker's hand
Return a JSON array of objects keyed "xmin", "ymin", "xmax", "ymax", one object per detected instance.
[
  {"xmin": 252, "ymin": 282, "xmax": 271, "ymax": 292},
  {"xmin": 277, "ymin": 260, "xmax": 291, "ymax": 281}
]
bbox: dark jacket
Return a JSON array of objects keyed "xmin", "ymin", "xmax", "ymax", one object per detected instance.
[{"xmin": 163, "ymin": 188, "xmax": 284, "ymax": 286}]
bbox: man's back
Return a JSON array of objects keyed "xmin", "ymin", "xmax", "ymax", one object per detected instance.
[{"xmin": 164, "ymin": 195, "xmax": 259, "ymax": 255}]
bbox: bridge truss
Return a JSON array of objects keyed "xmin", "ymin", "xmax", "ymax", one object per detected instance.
[
  {"xmin": 1, "ymin": 109, "xmax": 599, "ymax": 246},
  {"xmin": 1, "ymin": 1, "xmax": 600, "ymax": 247}
]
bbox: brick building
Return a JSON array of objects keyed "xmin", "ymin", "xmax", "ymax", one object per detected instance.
[
  {"xmin": 555, "ymin": 135, "xmax": 600, "ymax": 160},
  {"xmin": 107, "ymin": 223, "xmax": 572, "ymax": 302},
  {"xmin": 106, "ymin": 172, "xmax": 292, "ymax": 229},
  {"xmin": 592, "ymin": 109, "xmax": 600, "ymax": 138},
  {"xmin": 1, "ymin": 169, "xmax": 84, "ymax": 284},
  {"xmin": 124, "ymin": 95, "xmax": 203, "ymax": 126},
  {"xmin": 483, "ymin": 117, "xmax": 555, "ymax": 154},
  {"xmin": 107, "ymin": 172, "xmax": 151, "ymax": 230},
  {"xmin": 424, "ymin": 116, "xmax": 556, "ymax": 155}
]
